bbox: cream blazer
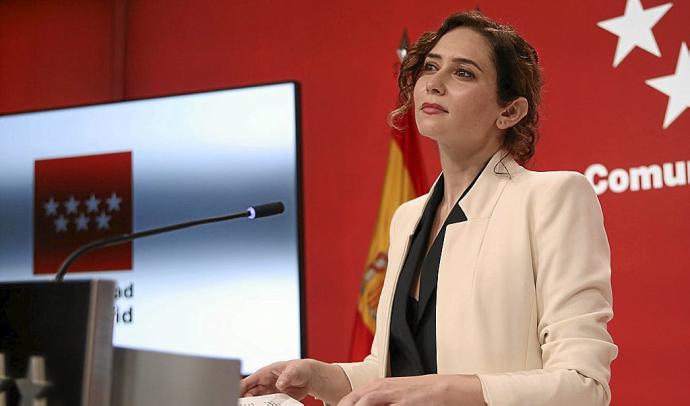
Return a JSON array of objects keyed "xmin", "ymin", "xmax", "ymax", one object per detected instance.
[{"xmin": 338, "ymin": 151, "xmax": 618, "ymax": 405}]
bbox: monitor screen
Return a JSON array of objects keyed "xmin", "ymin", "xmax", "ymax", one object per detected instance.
[{"xmin": 0, "ymin": 82, "xmax": 303, "ymax": 374}]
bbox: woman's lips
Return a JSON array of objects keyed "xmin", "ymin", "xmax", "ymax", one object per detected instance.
[{"xmin": 420, "ymin": 102, "xmax": 448, "ymax": 114}]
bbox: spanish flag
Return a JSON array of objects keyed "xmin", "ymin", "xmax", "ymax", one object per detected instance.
[{"xmin": 348, "ymin": 106, "xmax": 428, "ymax": 361}]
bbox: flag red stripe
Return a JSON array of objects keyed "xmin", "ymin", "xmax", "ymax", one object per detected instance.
[
  {"xmin": 391, "ymin": 110, "xmax": 427, "ymax": 196},
  {"xmin": 349, "ymin": 311, "xmax": 375, "ymax": 362}
]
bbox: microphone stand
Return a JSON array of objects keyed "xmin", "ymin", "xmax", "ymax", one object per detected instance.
[{"xmin": 54, "ymin": 201, "xmax": 284, "ymax": 281}]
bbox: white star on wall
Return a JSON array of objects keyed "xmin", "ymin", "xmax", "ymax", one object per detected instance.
[
  {"xmin": 75, "ymin": 213, "xmax": 90, "ymax": 231},
  {"xmin": 106, "ymin": 192, "xmax": 122, "ymax": 212},
  {"xmin": 85, "ymin": 193, "xmax": 100, "ymax": 213},
  {"xmin": 96, "ymin": 211, "xmax": 111, "ymax": 230},
  {"xmin": 43, "ymin": 198, "xmax": 58, "ymax": 217},
  {"xmin": 597, "ymin": 0, "xmax": 673, "ymax": 67},
  {"xmin": 54, "ymin": 215, "xmax": 69, "ymax": 232},
  {"xmin": 64, "ymin": 196, "xmax": 79, "ymax": 214},
  {"xmin": 646, "ymin": 42, "xmax": 690, "ymax": 129}
]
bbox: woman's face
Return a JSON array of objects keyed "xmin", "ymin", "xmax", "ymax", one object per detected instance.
[{"xmin": 413, "ymin": 27, "xmax": 504, "ymax": 152}]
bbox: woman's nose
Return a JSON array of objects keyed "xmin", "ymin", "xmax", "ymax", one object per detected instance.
[{"xmin": 425, "ymin": 75, "xmax": 445, "ymax": 95}]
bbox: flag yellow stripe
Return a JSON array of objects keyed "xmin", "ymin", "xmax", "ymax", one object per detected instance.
[
  {"xmin": 357, "ymin": 139, "xmax": 419, "ymax": 333},
  {"xmin": 366, "ymin": 139, "xmax": 417, "ymax": 264}
]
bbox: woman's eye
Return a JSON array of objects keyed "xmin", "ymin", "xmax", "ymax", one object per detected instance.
[
  {"xmin": 455, "ymin": 68, "xmax": 474, "ymax": 78},
  {"xmin": 423, "ymin": 62, "xmax": 437, "ymax": 71}
]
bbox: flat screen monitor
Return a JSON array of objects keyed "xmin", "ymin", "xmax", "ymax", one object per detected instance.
[{"xmin": 0, "ymin": 82, "xmax": 303, "ymax": 374}]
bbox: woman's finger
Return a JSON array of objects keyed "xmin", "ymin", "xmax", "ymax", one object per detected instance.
[
  {"xmin": 276, "ymin": 362, "xmax": 308, "ymax": 389},
  {"xmin": 239, "ymin": 376, "xmax": 257, "ymax": 396},
  {"xmin": 243, "ymin": 388, "xmax": 258, "ymax": 397},
  {"xmin": 355, "ymin": 389, "xmax": 397, "ymax": 406},
  {"xmin": 337, "ymin": 388, "xmax": 362, "ymax": 406}
]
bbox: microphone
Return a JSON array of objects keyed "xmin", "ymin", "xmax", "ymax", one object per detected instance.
[
  {"xmin": 54, "ymin": 201, "xmax": 285, "ymax": 282},
  {"xmin": 247, "ymin": 201, "xmax": 285, "ymax": 219}
]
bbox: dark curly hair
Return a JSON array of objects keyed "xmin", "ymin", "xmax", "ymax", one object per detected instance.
[{"xmin": 390, "ymin": 11, "xmax": 543, "ymax": 165}]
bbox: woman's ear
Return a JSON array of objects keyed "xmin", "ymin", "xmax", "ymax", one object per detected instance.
[{"xmin": 496, "ymin": 97, "xmax": 528, "ymax": 130}]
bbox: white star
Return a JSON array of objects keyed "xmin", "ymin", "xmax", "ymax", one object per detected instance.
[
  {"xmin": 85, "ymin": 193, "xmax": 100, "ymax": 213},
  {"xmin": 43, "ymin": 197, "xmax": 58, "ymax": 217},
  {"xmin": 54, "ymin": 215, "xmax": 69, "ymax": 232},
  {"xmin": 64, "ymin": 195, "xmax": 79, "ymax": 214},
  {"xmin": 15, "ymin": 356, "xmax": 50, "ymax": 403},
  {"xmin": 597, "ymin": 0, "xmax": 672, "ymax": 67},
  {"xmin": 96, "ymin": 211, "xmax": 111, "ymax": 230},
  {"xmin": 75, "ymin": 213, "xmax": 90, "ymax": 231},
  {"xmin": 646, "ymin": 42, "xmax": 690, "ymax": 129},
  {"xmin": 106, "ymin": 192, "xmax": 122, "ymax": 212}
]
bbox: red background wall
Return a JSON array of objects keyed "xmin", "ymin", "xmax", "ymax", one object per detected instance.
[{"xmin": 1, "ymin": 1, "xmax": 688, "ymax": 404}]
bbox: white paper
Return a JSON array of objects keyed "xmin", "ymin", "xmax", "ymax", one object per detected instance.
[{"xmin": 238, "ymin": 393, "xmax": 303, "ymax": 406}]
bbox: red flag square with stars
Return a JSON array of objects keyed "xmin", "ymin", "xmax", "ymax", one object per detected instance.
[{"xmin": 33, "ymin": 151, "xmax": 133, "ymax": 275}]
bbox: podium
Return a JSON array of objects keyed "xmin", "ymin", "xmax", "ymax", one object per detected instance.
[
  {"xmin": 0, "ymin": 280, "xmax": 240, "ymax": 406},
  {"xmin": 111, "ymin": 347, "xmax": 240, "ymax": 406},
  {"xmin": 0, "ymin": 280, "xmax": 114, "ymax": 405}
]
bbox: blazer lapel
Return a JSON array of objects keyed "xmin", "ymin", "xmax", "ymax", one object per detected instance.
[
  {"xmin": 416, "ymin": 203, "xmax": 467, "ymax": 325},
  {"xmin": 435, "ymin": 151, "xmax": 520, "ymax": 372}
]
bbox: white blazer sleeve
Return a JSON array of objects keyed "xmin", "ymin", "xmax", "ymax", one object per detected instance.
[
  {"xmin": 478, "ymin": 173, "xmax": 618, "ymax": 406},
  {"xmin": 334, "ymin": 340, "xmax": 379, "ymax": 391}
]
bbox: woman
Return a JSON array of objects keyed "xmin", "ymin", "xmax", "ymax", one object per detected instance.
[{"xmin": 241, "ymin": 11, "xmax": 617, "ymax": 405}]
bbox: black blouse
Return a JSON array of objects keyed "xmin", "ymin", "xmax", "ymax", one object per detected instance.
[{"xmin": 389, "ymin": 171, "xmax": 482, "ymax": 377}]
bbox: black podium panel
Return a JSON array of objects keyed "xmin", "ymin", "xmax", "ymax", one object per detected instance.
[{"xmin": 0, "ymin": 280, "xmax": 115, "ymax": 406}]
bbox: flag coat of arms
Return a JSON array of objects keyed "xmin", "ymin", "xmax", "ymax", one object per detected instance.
[{"xmin": 33, "ymin": 151, "xmax": 133, "ymax": 275}]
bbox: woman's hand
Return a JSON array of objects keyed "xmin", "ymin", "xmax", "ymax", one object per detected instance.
[
  {"xmin": 240, "ymin": 359, "xmax": 352, "ymax": 404},
  {"xmin": 336, "ymin": 374, "xmax": 485, "ymax": 406},
  {"xmin": 240, "ymin": 359, "xmax": 315, "ymax": 400}
]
